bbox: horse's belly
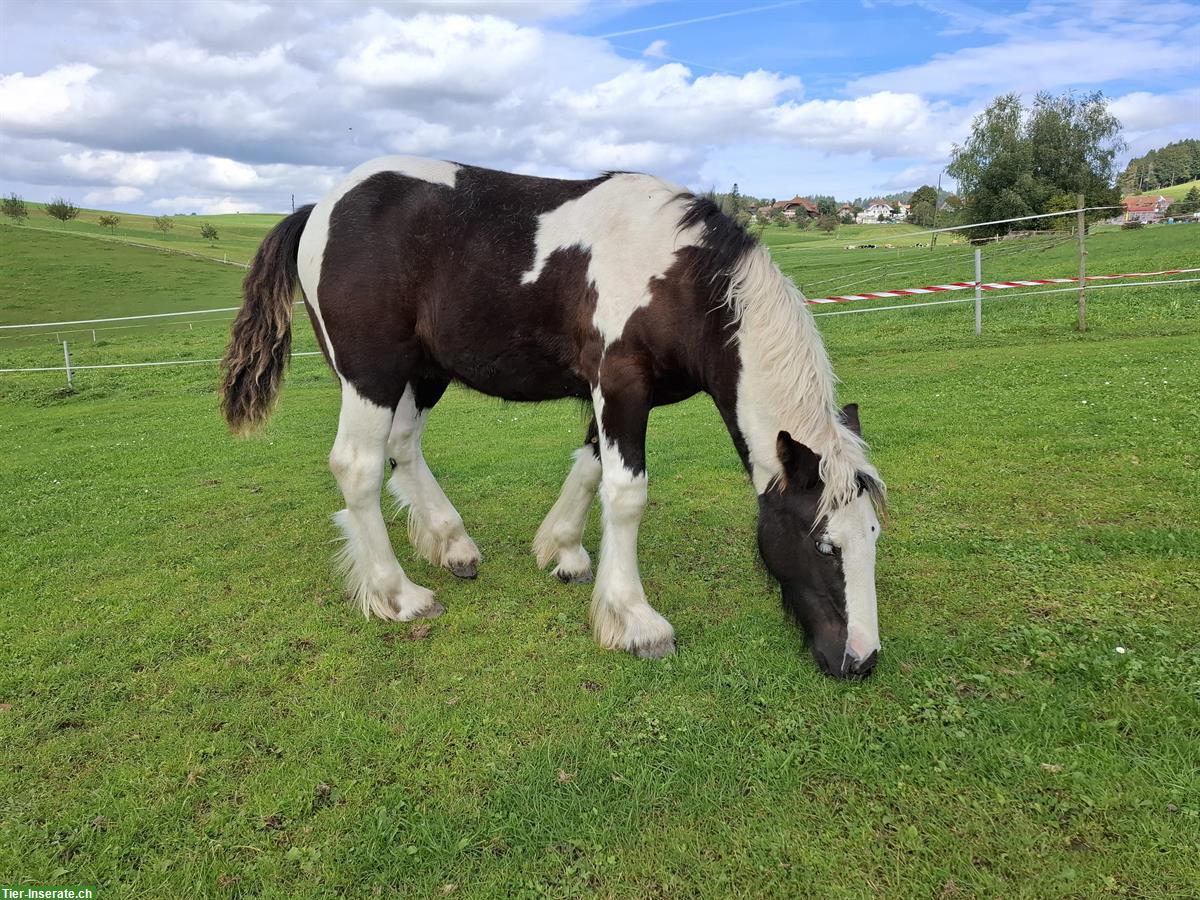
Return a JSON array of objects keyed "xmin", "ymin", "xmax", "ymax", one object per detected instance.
[{"xmin": 434, "ymin": 339, "xmax": 591, "ymax": 402}]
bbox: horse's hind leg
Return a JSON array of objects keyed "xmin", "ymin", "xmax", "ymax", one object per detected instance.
[
  {"xmin": 533, "ymin": 418, "xmax": 601, "ymax": 583},
  {"xmin": 386, "ymin": 377, "xmax": 482, "ymax": 578},
  {"xmin": 329, "ymin": 385, "xmax": 443, "ymax": 621}
]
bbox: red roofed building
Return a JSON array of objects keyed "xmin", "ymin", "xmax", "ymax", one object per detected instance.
[
  {"xmin": 1123, "ymin": 195, "xmax": 1172, "ymax": 223},
  {"xmin": 772, "ymin": 196, "xmax": 819, "ymax": 218}
]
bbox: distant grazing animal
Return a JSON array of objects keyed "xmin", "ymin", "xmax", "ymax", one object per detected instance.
[{"xmin": 220, "ymin": 156, "xmax": 886, "ymax": 678}]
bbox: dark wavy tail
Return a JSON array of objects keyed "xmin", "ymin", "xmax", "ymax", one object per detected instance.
[{"xmin": 220, "ymin": 204, "xmax": 314, "ymax": 434}]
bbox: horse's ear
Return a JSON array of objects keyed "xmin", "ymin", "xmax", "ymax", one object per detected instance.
[
  {"xmin": 777, "ymin": 431, "xmax": 821, "ymax": 491},
  {"xmin": 839, "ymin": 403, "xmax": 861, "ymax": 437}
]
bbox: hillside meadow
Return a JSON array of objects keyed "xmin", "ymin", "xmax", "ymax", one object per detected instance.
[
  {"xmin": 1, "ymin": 215, "xmax": 1198, "ymax": 897},
  {"xmin": 5, "ymin": 200, "xmax": 280, "ymax": 267},
  {"xmin": 1150, "ymin": 179, "xmax": 1200, "ymax": 202}
]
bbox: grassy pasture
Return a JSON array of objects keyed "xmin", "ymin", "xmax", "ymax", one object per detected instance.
[
  {"xmin": 1149, "ymin": 179, "xmax": 1200, "ymax": 202},
  {"xmin": 6, "ymin": 201, "xmax": 281, "ymax": 266},
  {"xmin": 1, "ymin": 218, "xmax": 1198, "ymax": 897}
]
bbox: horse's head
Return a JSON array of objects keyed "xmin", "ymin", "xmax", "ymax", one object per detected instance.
[{"xmin": 756, "ymin": 405, "xmax": 884, "ymax": 680}]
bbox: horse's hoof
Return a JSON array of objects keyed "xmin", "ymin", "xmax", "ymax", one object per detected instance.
[
  {"xmin": 632, "ymin": 637, "xmax": 676, "ymax": 660},
  {"xmin": 410, "ymin": 599, "xmax": 446, "ymax": 619},
  {"xmin": 555, "ymin": 568, "xmax": 593, "ymax": 584},
  {"xmin": 448, "ymin": 561, "xmax": 478, "ymax": 579}
]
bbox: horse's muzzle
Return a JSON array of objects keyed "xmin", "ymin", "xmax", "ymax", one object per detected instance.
[{"xmin": 812, "ymin": 645, "xmax": 879, "ymax": 680}]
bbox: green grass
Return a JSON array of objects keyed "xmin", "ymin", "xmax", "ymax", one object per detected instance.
[
  {"xmin": 757, "ymin": 220, "xmax": 1196, "ymax": 300},
  {"xmin": 0, "ymin": 225, "xmax": 247, "ymax": 327},
  {"xmin": 1, "ymin": 219, "xmax": 1198, "ymax": 897}
]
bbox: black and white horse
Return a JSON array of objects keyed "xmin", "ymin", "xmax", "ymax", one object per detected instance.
[{"xmin": 221, "ymin": 156, "xmax": 885, "ymax": 678}]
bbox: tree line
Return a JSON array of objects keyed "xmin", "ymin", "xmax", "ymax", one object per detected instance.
[
  {"xmin": 1119, "ymin": 139, "xmax": 1200, "ymax": 194},
  {"xmin": 946, "ymin": 91, "xmax": 1124, "ymax": 237},
  {"xmin": 2, "ymin": 194, "xmax": 220, "ymax": 243},
  {"xmin": 717, "ymin": 90, "xmax": 1150, "ymax": 239}
]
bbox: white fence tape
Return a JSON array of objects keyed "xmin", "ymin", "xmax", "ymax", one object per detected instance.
[{"xmin": 3, "ymin": 278, "xmax": 1195, "ymax": 375}]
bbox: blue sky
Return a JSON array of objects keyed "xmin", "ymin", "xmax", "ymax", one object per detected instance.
[{"xmin": 1, "ymin": 0, "xmax": 1196, "ymax": 213}]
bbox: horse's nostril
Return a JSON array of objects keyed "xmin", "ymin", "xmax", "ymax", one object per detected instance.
[{"xmin": 851, "ymin": 650, "xmax": 879, "ymax": 676}]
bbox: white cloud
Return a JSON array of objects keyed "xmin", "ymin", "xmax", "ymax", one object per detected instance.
[
  {"xmin": 850, "ymin": 30, "xmax": 1199, "ymax": 96},
  {"xmin": 61, "ymin": 150, "xmax": 164, "ymax": 186},
  {"xmin": 768, "ymin": 92, "xmax": 961, "ymax": 157},
  {"xmin": 554, "ymin": 64, "xmax": 801, "ymax": 140},
  {"xmin": 109, "ymin": 41, "xmax": 291, "ymax": 81},
  {"xmin": 203, "ymin": 157, "xmax": 262, "ymax": 191},
  {"xmin": 336, "ymin": 12, "xmax": 545, "ymax": 99},
  {"xmin": 0, "ymin": 64, "xmax": 108, "ymax": 130},
  {"xmin": 1109, "ymin": 89, "xmax": 1200, "ymax": 132},
  {"xmin": 1, "ymin": 2, "xmax": 1195, "ymax": 212}
]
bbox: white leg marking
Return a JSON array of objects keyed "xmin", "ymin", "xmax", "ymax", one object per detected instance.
[
  {"xmin": 328, "ymin": 387, "xmax": 442, "ymax": 621},
  {"xmin": 533, "ymin": 445, "xmax": 601, "ymax": 582},
  {"xmin": 385, "ymin": 386, "xmax": 480, "ymax": 574},
  {"xmin": 589, "ymin": 394, "xmax": 675, "ymax": 658}
]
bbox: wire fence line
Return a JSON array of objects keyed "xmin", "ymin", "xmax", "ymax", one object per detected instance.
[
  {"xmin": 0, "ymin": 316, "xmax": 239, "ymax": 343},
  {"xmin": 778, "ymin": 232, "xmax": 1089, "ymax": 292},
  {"xmin": 0, "ymin": 207, "xmax": 1159, "ymax": 334},
  {"xmin": 809, "ymin": 277, "xmax": 1200, "ymax": 318},
  {"xmin": 802, "ymin": 234, "xmax": 1073, "ymax": 297},
  {"xmin": 2, "ymin": 278, "xmax": 1194, "ymax": 378},
  {"xmin": 0, "ymin": 351, "xmax": 325, "ymax": 375},
  {"xmin": 793, "ymin": 226, "xmax": 1090, "ymax": 280},
  {"xmin": 2, "ymin": 207, "xmax": 1192, "ymax": 381},
  {"xmin": 1, "ymin": 306, "xmax": 239, "ymax": 330},
  {"xmin": 0, "ymin": 301, "xmax": 305, "ymax": 331}
]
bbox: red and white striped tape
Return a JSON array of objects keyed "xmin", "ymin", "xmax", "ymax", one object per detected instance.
[{"xmin": 804, "ymin": 267, "xmax": 1200, "ymax": 305}]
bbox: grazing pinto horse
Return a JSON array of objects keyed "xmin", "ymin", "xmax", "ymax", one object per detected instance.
[{"xmin": 221, "ymin": 157, "xmax": 885, "ymax": 678}]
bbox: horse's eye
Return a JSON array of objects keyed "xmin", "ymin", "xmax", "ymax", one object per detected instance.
[{"xmin": 816, "ymin": 541, "xmax": 836, "ymax": 556}]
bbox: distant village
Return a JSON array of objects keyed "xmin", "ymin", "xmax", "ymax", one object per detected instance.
[
  {"xmin": 742, "ymin": 189, "xmax": 1196, "ymax": 227},
  {"xmin": 741, "ymin": 191, "xmax": 961, "ymax": 228},
  {"xmin": 1119, "ymin": 194, "xmax": 1194, "ymax": 224}
]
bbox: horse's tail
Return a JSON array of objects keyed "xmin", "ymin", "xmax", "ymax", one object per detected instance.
[{"xmin": 220, "ymin": 204, "xmax": 314, "ymax": 435}]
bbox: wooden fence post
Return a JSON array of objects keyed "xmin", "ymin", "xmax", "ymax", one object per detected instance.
[{"xmin": 63, "ymin": 340, "xmax": 73, "ymax": 387}]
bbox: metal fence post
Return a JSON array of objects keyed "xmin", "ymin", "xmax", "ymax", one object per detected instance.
[
  {"xmin": 63, "ymin": 340, "xmax": 73, "ymax": 387},
  {"xmin": 974, "ymin": 248, "xmax": 983, "ymax": 336},
  {"xmin": 1076, "ymin": 193, "xmax": 1088, "ymax": 332}
]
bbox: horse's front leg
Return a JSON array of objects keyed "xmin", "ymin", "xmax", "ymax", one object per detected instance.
[
  {"xmin": 589, "ymin": 378, "xmax": 675, "ymax": 659},
  {"xmin": 533, "ymin": 417, "xmax": 601, "ymax": 583}
]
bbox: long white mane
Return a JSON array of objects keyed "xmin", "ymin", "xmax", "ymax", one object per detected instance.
[{"xmin": 724, "ymin": 243, "xmax": 884, "ymax": 522}]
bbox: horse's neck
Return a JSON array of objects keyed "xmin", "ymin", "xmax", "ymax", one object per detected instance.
[{"xmin": 705, "ymin": 245, "xmax": 846, "ymax": 494}]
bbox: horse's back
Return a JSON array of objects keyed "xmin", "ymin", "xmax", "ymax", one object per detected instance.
[{"xmin": 298, "ymin": 156, "xmax": 701, "ymax": 406}]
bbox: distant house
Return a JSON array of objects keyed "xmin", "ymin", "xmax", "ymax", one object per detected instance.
[
  {"xmin": 1122, "ymin": 195, "xmax": 1172, "ymax": 223},
  {"xmin": 855, "ymin": 200, "xmax": 897, "ymax": 224},
  {"xmin": 837, "ymin": 203, "xmax": 854, "ymax": 219},
  {"xmin": 772, "ymin": 196, "xmax": 819, "ymax": 218}
]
